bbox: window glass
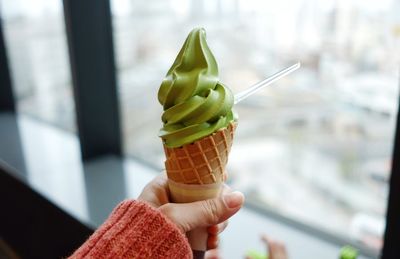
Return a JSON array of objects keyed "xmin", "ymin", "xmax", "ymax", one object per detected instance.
[
  {"xmin": 1, "ymin": 0, "xmax": 75, "ymax": 131},
  {"xmin": 112, "ymin": 0, "xmax": 400, "ymax": 251}
]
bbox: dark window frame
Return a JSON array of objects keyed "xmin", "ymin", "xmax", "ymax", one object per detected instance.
[
  {"xmin": 0, "ymin": 16, "xmax": 15, "ymax": 112},
  {"xmin": 63, "ymin": 0, "xmax": 122, "ymax": 160},
  {"xmin": 381, "ymin": 91, "xmax": 400, "ymax": 259}
]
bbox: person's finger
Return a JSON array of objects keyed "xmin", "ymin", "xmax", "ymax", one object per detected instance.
[
  {"xmin": 138, "ymin": 173, "xmax": 169, "ymax": 207},
  {"xmin": 207, "ymin": 225, "xmax": 219, "ymax": 235},
  {"xmin": 207, "ymin": 221, "xmax": 228, "ymax": 235},
  {"xmin": 261, "ymin": 234, "xmax": 269, "ymax": 243},
  {"xmin": 207, "ymin": 235, "xmax": 219, "ymax": 250},
  {"xmin": 269, "ymin": 241, "xmax": 279, "ymax": 259},
  {"xmin": 207, "ymin": 223, "xmax": 226, "ymax": 250},
  {"xmin": 159, "ymin": 191, "xmax": 244, "ymax": 232},
  {"xmin": 275, "ymin": 241, "xmax": 288, "ymax": 259},
  {"xmin": 261, "ymin": 235, "xmax": 288, "ymax": 259},
  {"xmin": 204, "ymin": 249, "xmax": 221, "ymax": 259}
]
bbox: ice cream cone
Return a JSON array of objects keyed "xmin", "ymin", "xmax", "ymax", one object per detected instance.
[
  {"xmin": 162, "ymin": 122, "xmax": 237, "ymax": 251},
  {"xmin": 158, "ymin": 28, "xmax": 238, "ymax": 252},
  {"xmin": 163, "ymin": 122, "xmax": 236, "ymax": 186}
]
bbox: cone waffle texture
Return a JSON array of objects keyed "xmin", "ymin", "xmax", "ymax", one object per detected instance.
[{"xmin": 163, "ymin": 122, "xmax": 237, "ymax": 185}]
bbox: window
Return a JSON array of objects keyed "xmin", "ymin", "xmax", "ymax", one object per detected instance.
[
  {"xmin": 1, "ymin": 0, "xmax": 75, "ymax": 131},
  {"xmin": 112, "ymin": 0, "xmax": 400, "ymax": 252}
]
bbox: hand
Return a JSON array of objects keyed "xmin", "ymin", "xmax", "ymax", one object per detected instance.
[
  {"xmin": 261, "ymin": 235, "xmax": 288, "ymax": 259},
  {"xmin": 138, "ymin": 174, "xmax": 244, "ymax": 249},
  {"xmin": 205, "ymin": 248, "xmax": 221, "ymax": 259}
]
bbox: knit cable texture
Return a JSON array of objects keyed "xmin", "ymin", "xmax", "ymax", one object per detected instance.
[{"xmin": 69, "ymin": 200, "xmax": 192, "ymax": 259}]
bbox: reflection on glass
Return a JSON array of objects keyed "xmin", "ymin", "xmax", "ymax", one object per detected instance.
[
  {"xmin": 112, "ymin": 0, "xmax": 400, "ymax": 251},
  {"xmin": 83, "ymin": 158, "xmax": 127, "ymax": 226},
  {"xmin": 1, "ymin": 0, "xmax": 75, "ymax": 131}
]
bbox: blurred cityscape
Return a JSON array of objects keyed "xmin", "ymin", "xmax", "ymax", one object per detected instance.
[{"xmin": 2, "ymin": 0, "xmax": 400, "ymax": 252}]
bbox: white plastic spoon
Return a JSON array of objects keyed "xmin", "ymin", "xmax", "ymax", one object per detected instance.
[{"xmin": 234, "ymin": 62, "xmax": 301, "ymax": 104}]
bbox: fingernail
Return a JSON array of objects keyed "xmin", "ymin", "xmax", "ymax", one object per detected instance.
[{"xmin": 223, "ymin": 191, "xmax": 244, "ymax": 208}]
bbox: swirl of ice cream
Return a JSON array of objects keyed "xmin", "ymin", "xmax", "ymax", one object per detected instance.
[{"xmin": 158, "ymin": 28, "xmax": 236, "ymax": 148}]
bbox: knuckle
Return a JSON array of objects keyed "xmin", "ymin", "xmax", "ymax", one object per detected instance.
[
  {"xmin": 202, "ymin": 199, "xmax": 220, "ymax": 225},
  {"xmin": 159, "ymin": 203, "xmax": 172, "ymax": 216},
  {"xmin": 159, "ymin": 204, "xmax": 187, "ymax": 232}
]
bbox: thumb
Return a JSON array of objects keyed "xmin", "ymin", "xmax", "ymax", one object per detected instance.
[{"xmin": 160, "ymin": 191, "xmax": 244, "ymax": 233}]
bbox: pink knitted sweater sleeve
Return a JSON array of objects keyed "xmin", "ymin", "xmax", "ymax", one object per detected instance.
[{"xmin": 69, "ymin": 200, "xmax": 192, "ymax": 259}]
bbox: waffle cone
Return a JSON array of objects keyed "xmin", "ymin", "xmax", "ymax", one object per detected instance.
[
  {"xmin": 163, "ymin": 122, "xmax": 237, "ymax": 185},
  {"xmin": 162, "ymin": 122, "xmax": 237, "ymax": 251}
]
